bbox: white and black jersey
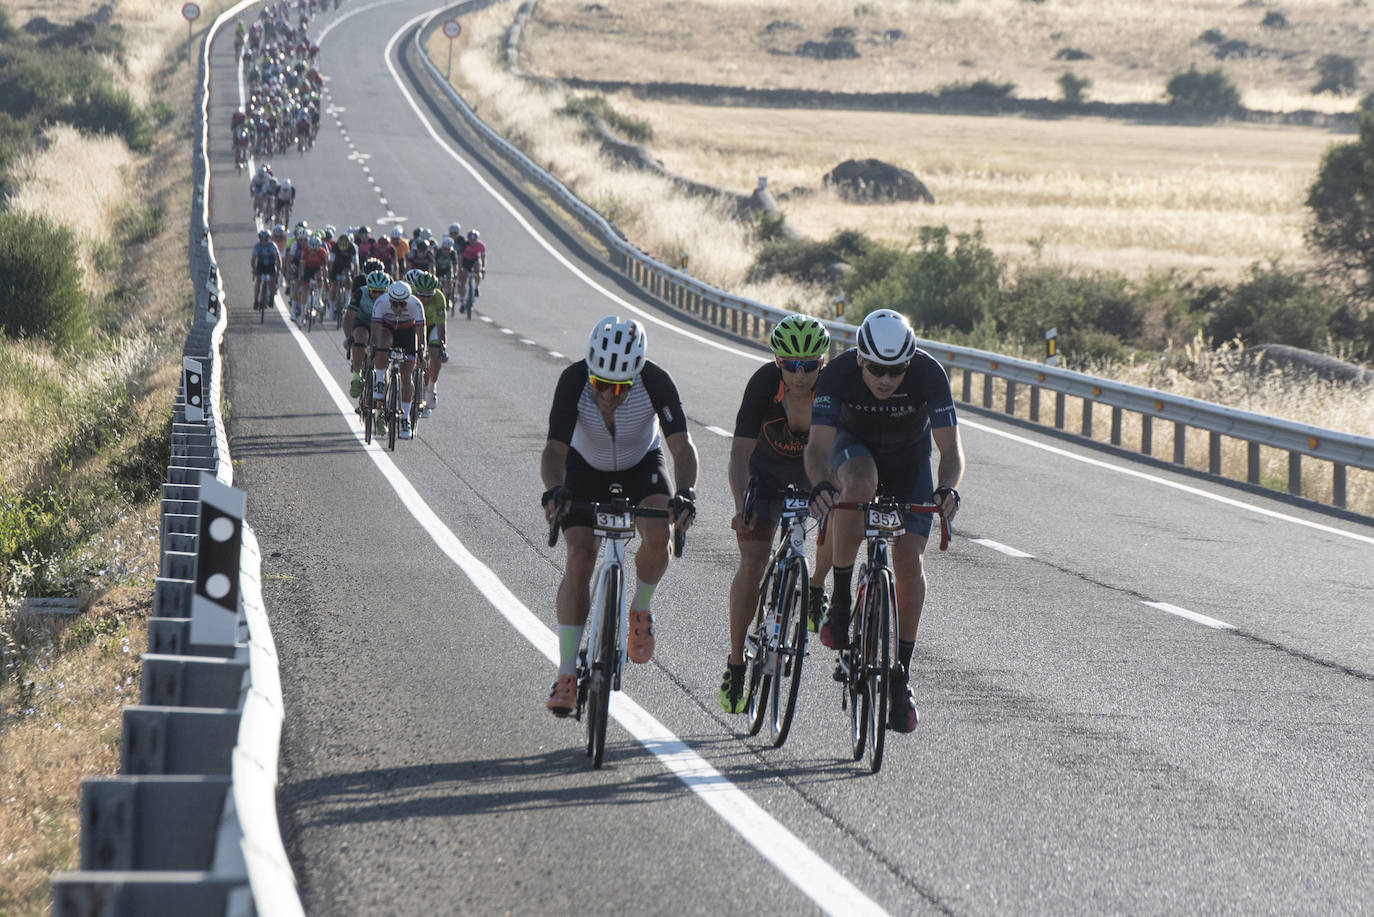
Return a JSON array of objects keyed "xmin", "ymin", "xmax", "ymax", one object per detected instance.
[{"xmin": 547, "ymin": 360, "xmax": 688, "ymax": 472}]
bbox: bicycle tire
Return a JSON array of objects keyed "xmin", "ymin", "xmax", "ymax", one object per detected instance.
[
  {"xmin": 257, "ymin": 278, "xmax": 267, "ymax": 323},
  {"xmin": 587, "ymin": 565, "xmax": 619, "ymax": 768},
  {"xmin": 770, "ymin": 557, "xmax": 809, "ymax": 747},
  {"xmin": 306, "ymin": 292, "xmax": 314, "ymax": 332},
  {"xmin": 865, "ymin": 569, "xmax": 893, "ymax": 774},
  {"xmin": 409, "ymin": 362, "xmax": 423, "ymax": 432},
  {"xmin": 849, "ymin": 580, "xmax": 869, "ymax": 761},
  {"xmin": 362, "ymin": 366, "xmax": 375, "ymax": 445},
  {"xmin": 386, "ymin": 365, "xmax": 399, "ymax": 451},
  {"xmin": 743, "ymin": 562, "xmax": 777, "ymax": 737}
]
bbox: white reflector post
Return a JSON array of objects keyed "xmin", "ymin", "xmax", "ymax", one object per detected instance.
[{"xmin": 191, "ymin": 473, "xmax": 246, "ymax": 647}]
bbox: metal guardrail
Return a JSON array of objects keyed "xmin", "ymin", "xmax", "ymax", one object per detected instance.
[
  {"xmin": 413, "ymin": 4, "xmax": 1374, "ymax": 512},
  {"xmin": 49, "ymin": 2, "xmax": 303, "ymax": 915}
]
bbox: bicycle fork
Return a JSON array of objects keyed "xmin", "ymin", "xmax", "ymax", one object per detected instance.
[{"xmin": 578, "ymin": 541, "xmax": 628, "ymax": 718}]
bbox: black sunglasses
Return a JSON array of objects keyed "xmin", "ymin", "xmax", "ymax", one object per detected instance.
[
  {"xmin": 863, "ymin": 360, "xmax": 910, "ymax": 378},
  {"xmin": 778, "ymin": 358, "xmax": 822, "ymax": 373}
]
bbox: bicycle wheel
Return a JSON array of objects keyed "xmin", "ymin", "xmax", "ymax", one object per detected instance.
[
  {"xmin": 362, "ymin": 366, "xmax": 375, "ymax": 444},
  {"xmin": 386, "ymin": 366, "xmax": 399, "ymax": 451},
  {"xmin": 770, "ymin": 557, "xmax": 809, "ymax": 748},
  {"xmin": 587, "ymin": 565, "xmax": 620, "ymax": 768},
  {"xmin": 864, "ymin": 569, "xmax": 894, "ymax": 774},
  {"xmin": 743, "ymin": 562, "xmax": 777, "ymax": 736},
  {"xmin": 409, "ymin": 362, "xmax": 423, "ymax": 431},
  {"xmin": 849, "ymin": 580, "xmax": 869, "ymax": 761},
  {"xmin": 306, "ymin": 289, "xmax": 315, "ymax": 331}
]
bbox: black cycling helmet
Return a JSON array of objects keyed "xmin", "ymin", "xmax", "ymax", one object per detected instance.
[{"xmin": 362, "ymin": 257, "xmax": 385, "ymax": 274}]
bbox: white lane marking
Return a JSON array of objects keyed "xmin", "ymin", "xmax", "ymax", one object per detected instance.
[
  {"xmin": 705, "ymin": 425, "xmax": 732, "ymax": 438},
  {"xmin": 1142, "ymin": 601, "xmax": 1236, "ymax": 631},
  {"xmin": 547, "ymin": 351, "xmax": 564, "ymax": 359},
  {"xmin": 961, "ymin": 420, "xmax": 1374, "ymax": 547},
  {"xmin": 382, "ymin": 15, "xmax": 761, "ymax": 363},
  {"xmin": 500, "ymin": 328, "xmax": 513, "ymax": 335},
  {"xmin": 971, "ymin": 538, "xmax": 1033, "ymax": 558},
  {"xmin": 267, "ymin": 288, "xmax": 887, "ymax": 917},
  {"xmin": 519, "ymin": 338, "xmax": 536, "ymax": 345}
]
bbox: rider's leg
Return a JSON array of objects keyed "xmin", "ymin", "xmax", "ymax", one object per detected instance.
[
  {"xmin": 727, "ymin": 530, "xmax": 772, "ymax": 665},
  {"xmin": 555, "ymin": 526, "xmax": 597, "ymax": 674}
]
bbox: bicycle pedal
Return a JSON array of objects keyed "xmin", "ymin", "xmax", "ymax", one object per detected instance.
[{"xmin": 832, "ymin": 661, "xmax": 846, "ymax": 683}]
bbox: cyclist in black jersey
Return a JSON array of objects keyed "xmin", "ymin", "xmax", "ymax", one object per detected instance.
[
  {"xmin": 804, "ymin": 309, "xmax": 964, "ymax": 733},
  {"xmin": 718, "ymin": 315, "xmax": 835, "ymax": 713},
  {"xmin": 539, "ymin": 317, "xmax": 699, "ymax": 716}
]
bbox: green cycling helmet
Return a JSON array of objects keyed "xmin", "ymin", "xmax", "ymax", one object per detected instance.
[
  {"xmin": 769, "ymin": 313, "xmax": 831, "ymax": 359},
  {"xmin": 365, "ymin": 270, "xmax": 391, "ymax": 292},
  {"xmin": 403, "ymin": 268, "xmax": 423, "ymax": 287},
  {"xmin": 411, "ymin": 271, "xmax": 439, "ymax": 294}
]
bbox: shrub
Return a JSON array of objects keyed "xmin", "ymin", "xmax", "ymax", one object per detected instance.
[
  {"xmin": 1361, "ymin": 91, "xmax": 1374, "ymax": 114},
  {"xmin": 1312, "ymin": 54, "xmax": 1360, "ymax": 96},
  {"xmin": 114, "ymin": 201, "xmax": 163, "ymax": 246},
  {"xmin": 749, "ymin": 228, "xmax": 875, "ymax": 284},
  {"xmin": 1054, "ymin": 47, "xmax": 1092, "ymax": 61},
  {"xmin": 0, "ymin": 5, "xmax": 16, "ymax": 41},
  {"xmin": 1261, "ymin": 11, "xmax": 1288, "ymax": 28},
  {"xmin": 1166, "ymin": 66, "xmax": 1241, "ymax": 109},
  {"xmin": 62, "ymin": 84, "xmax": 153, "ymax": 151},
  {"xmin": 850, "ymin": 225, "xmax": 1001, "ymax": 333},
  {"xmin": 1205, "ymin": 261, "xmax": 1342, "ymax": 349},
  {"xmin": 36, "ymin": 19, "xmax": 127, "ymax": 64},
  {"xmin": 1306, "ymin": 112, "xmax": 1374, "ymax": 303},
  {"xmin": 557, "ymin": 95, "xmax": 653, "ymax": 143},
  {"xmin": 1000, "ymin": 265, "xmax": 1142, "ymax": 356},
  {"xmin": 938, "ymin": 79, "xmax": 1016, "ymax": 98},
  {"xmin": 0, "ymin": 212, "xmax": 88, "ymax": 349},
  {"xmin": 1199, "ymin": 29, "xmax": 1225, "ymax": 45},
  {"xmin": 1058, "ymin": 71, "xmax": 1091, "ymax": 104}
]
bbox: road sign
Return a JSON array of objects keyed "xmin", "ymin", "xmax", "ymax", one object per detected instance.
[
  {"xmin": 442, "ymin": 20, "xmax": 461, "ymax": 38},
  {"xmin": 182, "ymin": 2, "xmax": 200, "ymax": 20}
]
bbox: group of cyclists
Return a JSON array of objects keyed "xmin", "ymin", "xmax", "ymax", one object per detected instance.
[
  {"xmin": 539, "ymin": 309, "xmax": 965, "ymax": 737},
  {"xmin": 232, "ymin": 2, "xmax": 324, "ymax": 167}
]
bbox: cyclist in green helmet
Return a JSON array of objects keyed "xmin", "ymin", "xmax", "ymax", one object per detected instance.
[
  {"xmin": 346, "ymin": 268, "xmax": 392, "ymax": 398},
  {"xmin": 405, "ymin": 269, "xmax": 447, "ymax": 417},
  {"xmin": 718, "ymin": 313, "xmax": 835, "ymax": 713}
]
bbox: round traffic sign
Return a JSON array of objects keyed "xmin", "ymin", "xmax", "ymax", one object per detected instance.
[
  {"xmin": 442, "ymin": 19, "xmax": 461, "ymax": 39},
  {"xmin": 182, "ymin": 2, "xmax": 200, "ymax": 21}
]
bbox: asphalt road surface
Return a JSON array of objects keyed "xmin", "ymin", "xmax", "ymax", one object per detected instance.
[{"xmin": 210, "ymin": 3, "xmax": 1374, "ymax": 914}]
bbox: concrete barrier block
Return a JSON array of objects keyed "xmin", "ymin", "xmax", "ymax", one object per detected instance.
[
  {"xmin": 78, "ymin": 775, "xmax": 231, "ymax": 871},
  {"xmin": 159, "ymin": 551, "xmax": 196, "ymax": 581},
  {"xmin": 50, "ymin": 872, "xmax": 243, "ymax": 917},
  {"xmin": 146, "ymin": 618, "xmax": 239, "ymax": 659},
  {"xmin": 140, "ymin": 654, "xmax": 248, "ymax": 709},
  {"xmin": 152, "ymin": 579, "xmax": 193, "ymax": 618},
  {"xmin": 121, "ymin": 706, "xmax": 240, "ymax": 776}
]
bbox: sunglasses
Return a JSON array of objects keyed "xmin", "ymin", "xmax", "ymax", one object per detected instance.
[
  {"xmin": 778, "ymin": 358, "xmax": 822, "ymax": 373},
  {"xmin": 863, "ymin": 361, "xmax": 910, "ymax": 378},
  {"xmin": 589, "ymin": 373, "xmax": 634, "ymax": 396}
]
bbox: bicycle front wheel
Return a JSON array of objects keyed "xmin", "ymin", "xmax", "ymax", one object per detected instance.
[
  {"xmin": 362, "ymin": 367, "xmax": 375, "ymax": 445},
  {"xmin": 864, "ymin": 569, "xmax": 894, "ymax": 774},
  {"xmin": 587, "ymin": 566, "xmax": 620, "ymax": 768},
  {"xmin": 385, "ymin": 367, "xmax": 399, "ymax": 451},
  {"xmin": 743, "ymin": 562, "xmax": 777, "ymax": 737},
  {"xmin": 770, "ymin": 557, "xmax": 809, "ymax": 748}
]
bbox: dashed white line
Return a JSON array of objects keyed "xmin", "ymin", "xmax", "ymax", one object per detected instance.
[
  {"xmin": 971, "ymin": 538, "xmax": 1034, "ymax": 558},
  {"xmin": 548, "ymin": 351, "xmax": 564, "ymax": 359},
  {"xmin": 705, "ymin": 425, "xmax": 732, "ymax": 438},
  {"xmin": 1142, "ymin": 601, "xmax": 1235, "ymax": 631}
]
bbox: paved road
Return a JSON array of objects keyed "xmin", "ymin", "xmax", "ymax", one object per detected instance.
[{"xmin": 211, "ymin": 3, "xmax": 1374, "ymax": 914}]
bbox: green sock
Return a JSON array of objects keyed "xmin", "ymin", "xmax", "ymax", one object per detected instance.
[
  {"xmin": 632, "ymin": 579, "xmax": 656, "ymax": 611},
  {"xmin": 559, "ymin": 625, "xmax": 583, "ymax": 676}
]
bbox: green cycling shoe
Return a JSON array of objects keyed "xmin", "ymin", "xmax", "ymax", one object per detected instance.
[{"xmin": 717, "ymin": 662, "xmax": 746, "ymax": 714}]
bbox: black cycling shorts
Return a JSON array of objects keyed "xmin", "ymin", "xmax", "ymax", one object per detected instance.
[
  {"xmin": 559, "ymin": 447, "xmax": 671, "ymax": 531},
  {"xmin": 832, "ymin": 430, "xmax": 936, "ymax": 538},
  {"xmin": 741, "ymin": 451, "xmax": 810, "ymax": 538},
  {"xmin": 372, "ymin": 323, "xmax": 419, "ymax": 360}
]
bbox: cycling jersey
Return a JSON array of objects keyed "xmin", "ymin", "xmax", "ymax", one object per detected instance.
[
  {"xmin": 330, "ymin": 245, "xmax": 356, "ymax": 276},
  {"xmin": 433, "ymin": 248, "xmax": 457, "ymax": 275},
  {"xmin": 546, "ymin": 359, "xmax": 687, "ymax": 473},
  {"xmin": 298, "ymin": 246, "xmax": 328, "ymax": 279},
  {"xmin": 349, "ymin": 288, "xmax": 384, "ymax": 324},
  {"xmin": 420, "ymin": 292, "xmax": 447, "ymax": 328},
  {"xmin": 811, "ymin": 348, "xmax": 956, "ymax": 454},
  {"xmin": 251, "ymin": 240, "xmax": 281, "ymax": 274},
  {"xmin": 372, "ymin": 295, "xmax": 425, "ymax": 330},
  {"xmin": 461, "ymin": 240, "xmax": 486, "ymax": 262},
  {"xmin": 391, "ymin": 238, "xmax": 409, "ymax": 267},
  {"xmin": 733, "ymin": 361, "xmax": 819, "ymax": 464}
]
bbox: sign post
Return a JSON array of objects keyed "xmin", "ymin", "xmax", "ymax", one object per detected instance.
[
  {"xmin": 442, "ymin": 20, "xmax": 461, "ymax": 80},
  {"xmin": 191, "ymin": 474, "xmax": 246, "ymax": 647},
  {"xmin": 1045, "ymin": 327, "xmax": 1059, "ymax": 366},
  {"xmin": 181, "ymin": 3, "xmax": 200, "ymax": 62}
]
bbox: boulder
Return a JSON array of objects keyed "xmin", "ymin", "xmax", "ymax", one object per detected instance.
[
  {"xmin": 796, "ymin": 39, "xmax": 858, "ymax": 60},
  {"xmin": 823, "ymin": 159, "xmax": 935, "ymax": 203},
  {"xmin": 1243, "ymin": 344, "xmax": 1374, "ymax": 385}
]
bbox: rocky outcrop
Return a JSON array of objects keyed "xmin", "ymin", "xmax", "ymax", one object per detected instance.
[{"xmin": 823, "ymin": 159, "xmax": 934, "ymax": 203}]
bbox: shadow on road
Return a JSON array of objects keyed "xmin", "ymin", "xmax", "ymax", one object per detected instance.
[{"xmin": 231, "ymin": 428, "xmax": 358, "ymax": 458}]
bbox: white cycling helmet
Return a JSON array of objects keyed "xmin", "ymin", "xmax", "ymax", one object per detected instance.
[
  {"xmin": 586, "ymin": 316, "xmax": 646, "ymax": 382},
  {"xmin": 440, "ymin": 236, "xmax": 454, "ymax": 249},
  {"xmin": 389, "ymin": 225, "xmax": 403, "ymax": 239},
  {"xmin": 387, "ymin": 280, "xmax": 412, "ymax": 302},
  {"xmin": 447, "ymin": 222, "xmax": 461, "ymax": 235},
  {"xmin": 281, "ymin": 178, "xmax": 292, "ymax": 189},
  {"xmin": 857, "ymin": 309, "xmax": 917, "ymax": 365}
]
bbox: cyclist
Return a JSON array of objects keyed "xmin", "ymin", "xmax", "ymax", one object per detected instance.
[
  {"xmin": 293, "ymin": 235, "xmax": 329, "ymax": 322},
  {"xmin": 404, "ymin": 269, "xmax": 446, "ymax": 417},
  {"xmin": 388, "ymin": 226, "xmax": 409, "ymax": 275},
  {"xmin": 369, "ymin": 280, "xmax": 426, "ymax": 441},
  {"xmin": 457, "ymin": 228, "xmax": 486, "ymax": 303},
  {"xmin": 804, "ymin": 308, "xmax": 964, "ymax": 733},
  {"xmin": 328, "ymin": 229, "xmax": 358, "ymax": 314},
  {"xmin": 540, "ymin": 317, "xmax": 699, "ymax": 716},
  {"xmin": 249, "ymin": 229, "xmax": 281, "ymax": 307},
  {"xmin": 718, "ymin": 314, "xmax": 835, "ymax": 714},
  {"xmin": 354, "ymin": 224, "xmax": 374, "ymax": 262},
  {"xmin": 371, "ymin": 231, "xmax": 396, "ymax": 277},
  {"xmin": 274, "ymin": 177, "xmax": 295, "ymax": 225},
  {"xmin": 346, "ymin": 265, "xmax": 389, "ymax": 398},
  {"xmin": 407, "ymin": 237, "xmax": 436, "ymax": 275},
  {"xmin": 433, "ymin": 235, "xmax": 458, "ymax": 298}
]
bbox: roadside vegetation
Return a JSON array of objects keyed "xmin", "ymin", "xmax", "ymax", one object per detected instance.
[
  {"xmin": 433, "ymin": 3, "xmax": 1373, "ymax": 513},
  {"xmin": 0, "ymin": 0, "xmax": 191, "ymax": 911}
]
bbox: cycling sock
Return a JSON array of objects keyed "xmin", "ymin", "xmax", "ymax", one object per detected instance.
[
  {"xmin": 897, "ymin": 641, "xmax": 915, "ymax": 679},
  {"xmin": 830, "ymin": 565, "xmax": 854, "ymax": 611},
  {"xmin": 558, "ymin": 625, "xmax": 583, "ymax": 677},
  {"xmin": 631, "ymin": 579, "xmax": 656, "ymax": 612}
]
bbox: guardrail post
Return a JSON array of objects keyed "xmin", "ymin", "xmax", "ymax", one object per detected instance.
[
  {"xmin": 1141, "ymin": 415, "xmax": 1153, "ymax": 456},
  {"xmin": 1209, "ymin": 432, "xmax": 1222, "ymax": 475},
  {"xmin": 1081, "ymin": 399, "xmax": 1093, "ymax": 437},
  {"xmin": 1248, "ymin": 442, "xmax": 1261, "ymax": 484},
  {"xmin": 982, "ymin": 374, "xmax": 994, "ymax": 409},
  {"xmin": 1174, "ymin": 422, "xmax": 1187, "ymax": 465},
  {"xmin": 1289, "ymin": 453, "xmax": 1302, "ymax": 496},
  {"xmin": 961, "ymin": 369, "xmax": 972, "ymax": 403},
  {"xmin": 1054, "ymin": 392, "xmax": 1066, "ymax": 430},
  {"xmin": 1029, "ymin": 386, "xmax": 1040, "ymax": 423},
  {"xmin": 1110, "ymin": 406, "xmax": 1122, "ymax": 446},
  {"xmin": 1334, "ymin": 464, "xmax": 1347, "ymax": 508}
]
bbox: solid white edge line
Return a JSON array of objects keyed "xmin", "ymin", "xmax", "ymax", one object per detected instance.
[
  {"xmin": 1142, "ymin": 601, "xmax": 1236, "ymax": 631},
  {"xmin": 970, "ymin": 538, "xmax": 1034, "ymax": 559},
  {"xmin": 705, "ymin": 425, "xmax": 732, "ymax": 438}
]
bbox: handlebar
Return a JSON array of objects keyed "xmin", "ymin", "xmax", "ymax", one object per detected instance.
[
  {"xmin": 547, "ymin": 502, "xmax": 687, "ymax": 558},
  {"xmin": 817, "ymin": 500, "xmax": 951, "ymax": 552}
]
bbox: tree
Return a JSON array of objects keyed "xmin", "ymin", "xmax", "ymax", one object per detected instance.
[
  {"xmin": 1165, "ymin": 66, "xmax": 1241, "ymax": 109},
  {"xmin": 1312, "ymin": 54, "xmax": 1360, "ymax": 96},
  {"xmin": 1058, "ymin": 71, "xmax": 1091, "ymax": 105},
  {"xmin": 1305, "ymin": 111, "xmax": 1374, "ymax": 304}
]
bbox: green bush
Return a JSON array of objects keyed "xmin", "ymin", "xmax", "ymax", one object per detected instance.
[
  {"xmin": 36, "ymin": 19, "xmax": 127, "ymax": 65},
  {"xmin": 938, "ymin": 79, "xmax": 1016, "ymax": 98},
  {"xmin": 558, "ymin": 95, "xmax": 654, "ymax": 143},
  {"xmin": 1058, "ymin": 71, "xmax": 1091, "ymax": 104},
  {"xmin": 0, "ymin": 5, "xmax": 16, "ymax": 42},
  {"xmin": 1361, "ymin": 91, "xmax": 1374, "ymax": 114},
  {"xmin": 1312, "ymin": 54, "xmax": 1360, "ymax": 96},
  {"xmin": 850, "ymin": 225, "xmax": 1001, "ymax": 333},
  {"xmin": 63, "ymin": 84, "xmax": 153, "ymax": 151},
  {"xmin": 1166, "ymin": 66, "xmax": 1241, "ymax": 108},
  {"xmin": 114, "ymin": 202, "xmax": 164, "ymax": 246},
  {"xmin": 1261, "ymin": 11, "xmax": 1288, "ymax": 28},
  {"xmin": 0, "ymin": 212, "xmax": 89, "ymax": 349},
  {"xmin": 1205, "ymin": 261, "xmax": 1342, "ymax": 349},
  {"xmin": 748, "ymin": 229, "xmax": 876, "ymax": 284}
]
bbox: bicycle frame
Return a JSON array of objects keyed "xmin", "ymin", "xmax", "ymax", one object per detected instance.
[{"xmin": 585, "ymin": 511, "xmax": 634, "ymax": 695}]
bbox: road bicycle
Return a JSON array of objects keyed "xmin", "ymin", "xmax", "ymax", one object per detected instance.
[
  {"xmin": 741, "ymin": 483, "xmax": 815, "ymax": 748},
  {"xmin": 253, "ymin": 272, "xmax": 275, "ymax": 323},
  {"xmin": 548, "ymin": 488, "xmax": 685, "ymax": 768},
  {"xmin": 821, "ymin": 497, "xmax": 950, "ymax": 774},
  {"xmin": 459, "ymin": 269, "xmax": 479, "ymax": 319},
  {"xmin": 440, "ymin": 272, "xmax": 456, "ymax": 315},
  {"xmin": 304, "ymin": 278, "xmax": 323, "ymax": 332}
]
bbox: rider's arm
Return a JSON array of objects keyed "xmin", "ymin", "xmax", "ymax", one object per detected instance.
[
  {"xmin": 728, "ymin": 437, "xmax": 754, "ymax": 516},
  {"xmin": 804, "ymin": 423, "xmax": 838, "ymax": 516},
  {"xmin": 931, "ymin": 425, "xmax": 965, "ymax": 521}
]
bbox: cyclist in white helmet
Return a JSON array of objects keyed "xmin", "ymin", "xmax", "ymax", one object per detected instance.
[
  {"xmin": 804, "ymin": 308, "xmax": 965, "ymax": 734},
  {"xmin": 539, "ymin": 316, "xmax": 699, "ymax": 716}
]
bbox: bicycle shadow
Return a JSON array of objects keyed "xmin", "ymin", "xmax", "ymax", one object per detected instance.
[{"xmin": 231, "ymin": 429, "xmax": 358, "ymax": 459}]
